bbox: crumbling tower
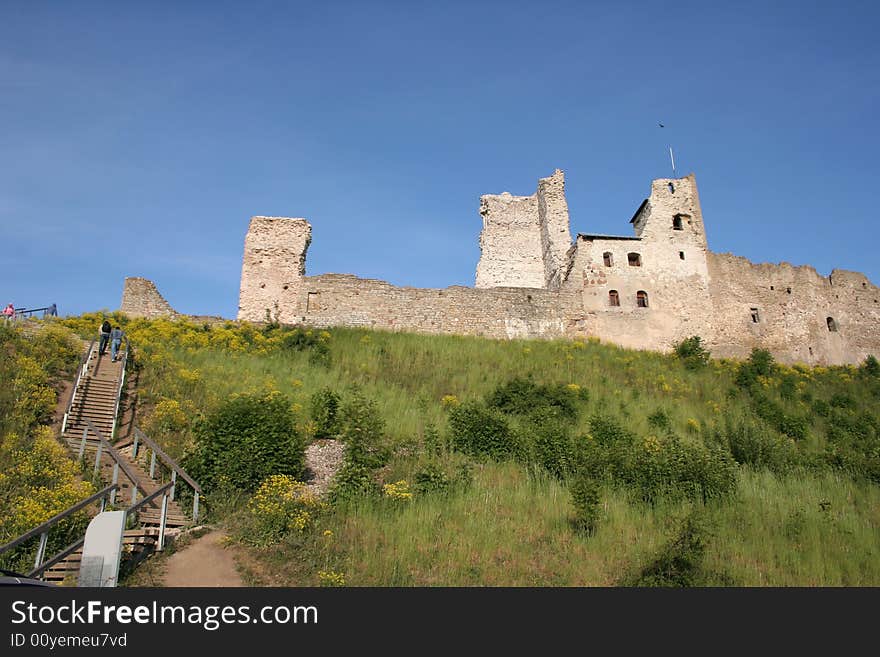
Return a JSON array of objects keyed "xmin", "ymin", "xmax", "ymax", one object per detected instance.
[
  {"xmin": 238, "ymin": 216, "xmax": 311, "ymax": 323},
  {"xmin": 475, "ymin": 169, "xmax": 572, "ymax": 290}
]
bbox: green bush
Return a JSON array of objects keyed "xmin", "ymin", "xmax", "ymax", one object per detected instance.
[
  {"xmin": 448, "ymin": 402, "xmax": 517, "ymax": 461},
  {"xmin": 735, "ymin": 348, "xmax": 776, "ymax": 388},
  {"xmin": 569, "ymin": 472, "xmax": 601, "ymax": 534},
  {"xmin": 673, "ymin": 336, "xmax": 711, "ymax": 370},
  {"xmin": 709, "ymin": 417, "xmax": 799, "ymax": 475},
  {"xmin": 580, "ymin": 415, "xmax": 737, "ymax": 504},
  {"xmin": 186, "ymin": 391, "xmax": 305, "ymax": 492},
  {"xmin": 338, "ymin": 392, "xmax": 389, "ymax": 469},
  {"xmin": 487, "ymin": 377, "xmax": 579, "ymax": 420},
  {"xmin": 624, "ymin": 514, "xmax": 711, "ymax": 587},
  {"xmin": 523, "ymin": 408, "xmax": 576, "ymax": 479},
  {"xmin": 310, "ymin": 388, "xmax": 342, "ymax": 439},
  {"xmin": 861, "ymin": 354, "xmax": 880, "ymax": 377},
  {"xmin": 647, "ymin": 408, "xmax": 672, "ymax": 432}
]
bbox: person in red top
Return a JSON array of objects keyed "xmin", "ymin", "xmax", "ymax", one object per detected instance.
[{"xmin": 3, "ymin": 303, "xmax": 15, "ymax": 323}]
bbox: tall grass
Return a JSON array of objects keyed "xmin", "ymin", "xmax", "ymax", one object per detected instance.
[{"xmin": 53, "ymin": 314, "xmax": 880, "ymax": 585}]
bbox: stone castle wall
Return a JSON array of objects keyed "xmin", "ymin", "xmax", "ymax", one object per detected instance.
[
  {"xmin": 706, "ymin": 253, "xmax": 880, "ymax": 364},
  {"xmin": 120, "ymin": 277, "xmax": 177, "ymax": 318},
  {"xmin": 121, "ymin": 170, "xmax": 880, "ymax": 365}
]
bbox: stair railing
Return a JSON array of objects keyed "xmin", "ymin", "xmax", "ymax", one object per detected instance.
[
  {"xmin": 132, "ymin": 427, "xmax": 203, "ymax": 523},
  {"xmin": 0, "ymin": 485, "xmax": 118, "ymax": 579},
  {"xmin": 110, "ymin": 336, "xmax": 131, "ymax": 440},
  {"xmin": 61, "ymin": 339, "xmax": 96, "ymax": 434},
  {"xmin": 80, "ymin": 420, "xmax": 150, "ymax": 507}
]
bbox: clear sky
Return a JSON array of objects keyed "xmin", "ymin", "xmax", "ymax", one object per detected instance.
[{"xmin": 2, "ymin": 0, "xmax": 878, "ymax": 318}]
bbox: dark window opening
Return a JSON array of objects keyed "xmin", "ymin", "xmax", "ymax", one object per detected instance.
[
  {"xmin": 679, "ymin": 251, "xmax": 685, "ymax": 260},
  {"xmin": 527, "ymin": 294, "xmax": 532, "ymax": 302},
  {"xmin": 283, "ymin": 285, "xmax": 289, "ymax": 290},
  {"xmin": 770, "ymin": 286, "xmax": 774, "ymax": 290},
  {"xmin": 672, "ymin": 216, "xmax": 683, "ymax": 230},
  {"xmin": 628, "ymin": 252, "xmax": 642, "ymax": 267},
  {"xmin": 787, "ymin": 287, "xmax": 792, "ymax": 294},
  {"xmin": 827, "ymin": 316, "xmax": 838, "ymax": 332},
  {"xmin": 750, "ymin": 308, "xmax": 760, "ymax": 323},
  {"xmin": 609, "ymin": 290, "xmax": 620, "ymax": 307},
  {"xmin": 636, "ymin": 291, "xmax": 649, "ymax": 308},
  {"xmin": 603, "ymin": 252, "xmax": 613, "ymax": 267},
  {"xmin": 809, "ymin": 347, "xmax": 813, "ymax": 356},
  {"xmin": 668, "ymin": 182, "xmax": 675, "ymax": 193}
]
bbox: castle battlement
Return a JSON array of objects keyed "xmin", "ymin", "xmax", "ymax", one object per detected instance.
[{"xmin": 121, "ymin": 171, "xmax": 880, "ymax": 365}]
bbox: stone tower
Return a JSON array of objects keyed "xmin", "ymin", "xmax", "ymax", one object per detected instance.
[
  {"xmin": 238, "ymin": 216, "xmax": 311, "ymax": 323},
  {"xmin": 475, "ymin": 169, "xmax": 572, "ymax": 289}
]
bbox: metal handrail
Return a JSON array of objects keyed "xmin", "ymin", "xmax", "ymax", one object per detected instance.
[
  {"xmin": 61, "ymin": 339, "xmax": 96, "ymax": 434},
  {"xmin": 133, "ymin": 428, "xmax": 202, "ymax": 494},
  {"xmin": 23, "ymin": 481, "xmax": 176, "ymax": 580},
  {"xmin": 0, "ymin": 485, "xmax": 118, "ymax": 557},
  {"xmin": 14, "ymin": 306, "xmax": 53, "ymax": 317},
  {"xmin": 82, "ymin": 420, "xmax": 150, "ymax": 505},
  {"xmin": 110, "ymin": 337, "xmax": 131, "ymax": 440},
  {"xmin": 29, "ymin": 538, "xmax": 85, "ymax": 578},
  {"xmin": 133, "ymin": 427, "xmax": 202, "ymax": 522}
]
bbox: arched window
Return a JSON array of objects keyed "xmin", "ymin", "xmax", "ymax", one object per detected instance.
[
  {"xmin": 603, "ymin": 252, "xmax": 613, "ymax": 267},
  {"xmin": 636, "ymin": 291, "xmax": 649, "ymax": 308},
  {"xmin": 628, "ymin": 252, "xmax": 642, "ymax": 267},
  {"xmin": 827, "ymin": 317, "xmax": 838, "ymax": 332},
  {"xmin": 609, "ymin": 290, "xmax": 620, "ymax": 307}
]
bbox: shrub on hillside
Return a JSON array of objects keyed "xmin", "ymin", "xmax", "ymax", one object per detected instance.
[
  {"xmin": 673, "ymin": 336, "xmax": 711, "ymax": 370},
  {"xmin": 487, "ymin": 377, "xmax": 580, "ymax": 420},
  {"xmin": 735, "ymin": 348, "xmax": 776, "ymax": 388},
  {"xmin": 186, "ymin": 391, "xmax": 305, "ymax": 492},
  {"xmin": 569, "ymin": 471, "xmax": 601, "ymax": 534},
  {"xmin": 310, "ymin": 388, "xmax": 342, "ymax": 439},
  {"xmin": 861, "ymin": 355, "xmax": 880, "ymax": 377},
  {"xmin": 580, "ymin": 415, "xmax": 737, "ymax": 503},
  {"xmin": 448, "ymin": 402, "xmax": 517, "ymax": 461},
  {"xmin": 338, "ymin": 392, "xmax": 389, "ymax": 469},
  {"xmin": 328, "ymin": 392, "xmax": 390, "ymax": 502},
  {"xmin": 521, "ymin": 408, "xmax": 576, "ymax": 479},
  {"xmin": 623, "ymin": 513, "xmax": 712, "ymax": 587},
  {"xmin": 708, "ymin": 417, "xmax": 799, "ymax": 475}
]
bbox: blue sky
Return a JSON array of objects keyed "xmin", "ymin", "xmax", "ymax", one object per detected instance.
[{"xmin": 2, "ymin": 1, "xmax": 878, "ymax": 318}]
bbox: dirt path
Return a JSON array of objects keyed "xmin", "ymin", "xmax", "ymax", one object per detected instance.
[{"xmin": 161, "ymin": 530, "xmax": 245, "ymax": 587}]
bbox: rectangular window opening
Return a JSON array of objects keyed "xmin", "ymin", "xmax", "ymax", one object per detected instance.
[{"xmin": 750, "ymin": 308, "xmax": 760, "ymax": 323}]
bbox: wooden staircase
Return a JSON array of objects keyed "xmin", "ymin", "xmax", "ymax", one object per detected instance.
[{"xmin": 43, "ymin": 340, "xmax": 196, "ymax": 585}]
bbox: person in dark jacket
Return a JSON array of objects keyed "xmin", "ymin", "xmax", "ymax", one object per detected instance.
[
  {"xmin": 110, "ymin": 326, "xmax": 125, "ymax": 362},
  {"xmin": 99, "ymin": 319, "xmax": 112, "ymax": 355}
]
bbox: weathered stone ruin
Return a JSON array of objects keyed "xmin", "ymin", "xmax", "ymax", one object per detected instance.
[{"xmin": 122, "ymin": 170, "xmax": 880, "ymax": 365}]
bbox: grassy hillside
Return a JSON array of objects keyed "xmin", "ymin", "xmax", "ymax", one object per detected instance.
[{"xmin": 53, "ymin": 312, "xmax": 880, "ymax": 586}]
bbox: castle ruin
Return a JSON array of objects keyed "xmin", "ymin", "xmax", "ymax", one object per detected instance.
[{"xmin": 122, "ymin": 171, "xmax": 880, "ymax": 365}]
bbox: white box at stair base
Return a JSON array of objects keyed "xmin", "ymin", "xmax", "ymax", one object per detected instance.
[{"xmin": 78, "ymin": 511, "xmax": 126, "ymax": 587}]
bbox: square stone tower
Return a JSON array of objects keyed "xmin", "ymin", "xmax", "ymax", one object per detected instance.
[{"xmin": 238, "ymin": 216, "xmax": 311, "ymax": 323}]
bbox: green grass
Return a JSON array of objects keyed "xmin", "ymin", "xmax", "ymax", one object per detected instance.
[{"xmin": 50, "ymin": 312, "xmax": 880, "ymax": 586}]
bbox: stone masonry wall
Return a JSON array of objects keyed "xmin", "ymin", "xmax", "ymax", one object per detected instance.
[
  {"xmin": 296, "ymin": 274, "xmax": 580, "ymax": 340},
  {"xmin": 120, "ymin": 277, "xmax": 177, "ymax": 318},
  {"xmin": 475, "ymin": 192, "xmax": 544, "ymax": 289},
  {"xmin": 475, "ymin": 169, "xmax": 572, "ymax": 289},
  {"xmin": 238, "ymin": 216, "xmax": 311, "ymax": 323},
  {"xmin": 706, "ymin": 253, "xmax": 880, "ymax": 365},
  {"xmin": 537, "ymin": 169, "xmax": 572, "ymax": 288}
]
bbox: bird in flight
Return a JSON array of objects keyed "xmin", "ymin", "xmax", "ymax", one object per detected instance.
[{"xmin": 658, "ymin": 122, "xmax": 665, "ymax": 127}]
